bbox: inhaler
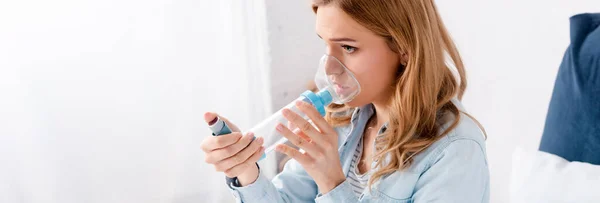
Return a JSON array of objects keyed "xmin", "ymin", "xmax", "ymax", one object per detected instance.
[{"xmin": 208, "ymin": 54, "xmax": 361, "ymax": 161}]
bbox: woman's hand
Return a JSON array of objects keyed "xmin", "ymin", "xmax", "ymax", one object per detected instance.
[
  {"xmin": 276, "ymin": 100, "xmax": 346, "ymax": 194},
  {"xmin": 201, "ymin": 112, "xmax": 265, "ymax": 186}
]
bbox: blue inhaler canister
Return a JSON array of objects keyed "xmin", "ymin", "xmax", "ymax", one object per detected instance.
[{"xmin": 208, "ymin": 117, "xmax": 267, "ymax": 161}]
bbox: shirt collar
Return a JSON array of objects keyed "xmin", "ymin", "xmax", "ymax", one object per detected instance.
[{"xmin": 351, "ymin": 103, "xmax": 389, "ymax": 135}]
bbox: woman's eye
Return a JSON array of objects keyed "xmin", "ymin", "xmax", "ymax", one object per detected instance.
[{"xmin": 341, "ymin": 45, "xmax": 356, "ymax": 53}]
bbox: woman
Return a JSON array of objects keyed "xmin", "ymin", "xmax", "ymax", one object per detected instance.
[{"xmin": 201, "ymin": 0, "xmax": 489, "ymax": 202}]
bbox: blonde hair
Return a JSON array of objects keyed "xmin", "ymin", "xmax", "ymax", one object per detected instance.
[{"xmin": 312, "ymin": 0, "xmax": 477, "ymax": 188}]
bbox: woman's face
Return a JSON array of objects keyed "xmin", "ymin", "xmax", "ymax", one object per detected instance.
[{"xmin": 316, "ymin": 4, "xmax": 401, "ymax": 107}]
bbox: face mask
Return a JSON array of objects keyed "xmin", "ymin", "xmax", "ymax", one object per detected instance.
[{"xmin": 314, "ymin": 54, "xmax": 361, "ymax": 105}]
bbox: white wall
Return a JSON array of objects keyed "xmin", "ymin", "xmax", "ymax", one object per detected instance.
[
  {"xmin": 265, "ymin": 1, "xmax": 600, "ymax": 203},
  {"xmin": 436, "ymin": 1, "xmax": 600, "ymax": 202},
  {"xmin": 264, "ymin": 0, "xmax": 322, "ymax": 110}
]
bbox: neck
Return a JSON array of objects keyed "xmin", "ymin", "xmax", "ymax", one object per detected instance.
[
  {"xmin": 371, "ymin": 101, "xmax": 390, "ymax": 129},
  {"xmin": 370, "ymin": 86, "xmax": 395, "ymax": 128}
]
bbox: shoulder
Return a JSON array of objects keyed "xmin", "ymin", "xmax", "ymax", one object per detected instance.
[{"xmin": 411, "ymin": 111, "xmax": 488, "ymax": 172}]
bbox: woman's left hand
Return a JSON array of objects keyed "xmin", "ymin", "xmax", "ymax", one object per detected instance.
[{"xmin": 276, "ymin": 100, "xmax": 346, "ymax": 194}]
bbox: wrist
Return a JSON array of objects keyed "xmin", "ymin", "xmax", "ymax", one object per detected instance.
[
  {"xmin": 236, "ymin": 163, "xmax": 259, "ymax": 187},
  {"xmin": 317, "ymin": 174, "xmax": 346, "ymax": 194}
]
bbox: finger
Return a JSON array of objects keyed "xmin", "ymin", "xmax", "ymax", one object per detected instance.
[
  {"xmin": 287, "ymin": 120, "xmax": 297, "ymax": 131},
  {"xmin": 288, "ymin": 121, "xmax": 311, "ymax": 142},
  {"xmin": 276, "ymin": 123, "xmax": 319, "ymax": 153},
  {"xmin": 293, "ymin": 128, "xmax": 312, "ymax": 142},
  {"xmin": 207, "ymin": 132, "xmax": 256, "ymax": 164},
  {"xmin": 204, "ymin": 112, "xmax": 218, "ymax": 124},
  {"xmin": 275, "ymin": 144, "xmax": 312, "ymax": 165},
  {"xmin": 201, "ymin": 132, "xmax": 242, "ymax": 152},
  {"xmin": 224, "ymin": 146, "xmax": 265, "ymax": 178},
  {"xmin": 204, "ymin": 112, "xmax": 240, "ymax": 132},
  {"xmin": 295, "ymin": 101, "xmax": 335, "ymax": 134},
  {"xmin": 214, "ymin": 135, "xmax": 263, "ymax": 171},
  {"xmin": 282, "ymin": 108, "xmax": 324, "ymax": 144}
]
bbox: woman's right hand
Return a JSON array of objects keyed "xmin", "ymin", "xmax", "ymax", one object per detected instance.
[{"xmin": 201, "ymin": 112, "xmax": 265, "ymax": 186}]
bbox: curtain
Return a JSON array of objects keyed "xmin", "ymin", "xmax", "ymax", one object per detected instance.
[{"xmin": 0, "ymin": 0, "xmax": 271, "ymax": 202}]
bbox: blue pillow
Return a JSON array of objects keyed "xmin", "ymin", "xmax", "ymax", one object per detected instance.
[{"xmin": 539, "ymin": 13, "xmax": 600, "ymax": 164}]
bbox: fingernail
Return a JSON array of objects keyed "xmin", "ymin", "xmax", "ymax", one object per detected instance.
[
  {"xmin": 276, "ymin": 124, "xmax": 283, "ymax": 131},
  {"xmin": 295, "ymin": 100, "xmax": 303, "ymax": 106},
  {"xmin": 282, "ymin": 109, "xmax": 290, "ymax": 116},
  {"xmin": 247, "ymin": 132, "xmax": 254, "ymax": 138},
  {"xmin": 257, "ymin": 137, "xmax": 264, "ymax": 144}
]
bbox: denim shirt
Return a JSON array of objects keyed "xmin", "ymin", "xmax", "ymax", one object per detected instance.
[{"xmin": 227, "ymin": 100, "xmax": 490, "ymax": 203}]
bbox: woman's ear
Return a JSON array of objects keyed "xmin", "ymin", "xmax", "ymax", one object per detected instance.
[
  {"xmin": 400, "ymin": 52, "xmax": 409, "ymax": 66},
  {"xmin": 396, "ymin": 52, "xmax": 409, "ymax": 77}
]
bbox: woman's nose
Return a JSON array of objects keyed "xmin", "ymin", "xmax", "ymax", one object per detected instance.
[
  {"xmin": 324, "ymin": 46, "xmax": 342, "ymax": 61},
  {"xmin": 324, "ymin": 59, "xmax": 343, "ymax": 76}
]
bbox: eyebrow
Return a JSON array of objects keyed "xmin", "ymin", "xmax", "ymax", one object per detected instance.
[{"xmin": 317, "ymin": 34, "xmax": 357, "ymax": 42}]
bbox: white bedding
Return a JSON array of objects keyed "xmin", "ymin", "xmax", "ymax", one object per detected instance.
[{"xmin": 510, "ymin": 148, "xmax": 600, "ymax": 203}]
